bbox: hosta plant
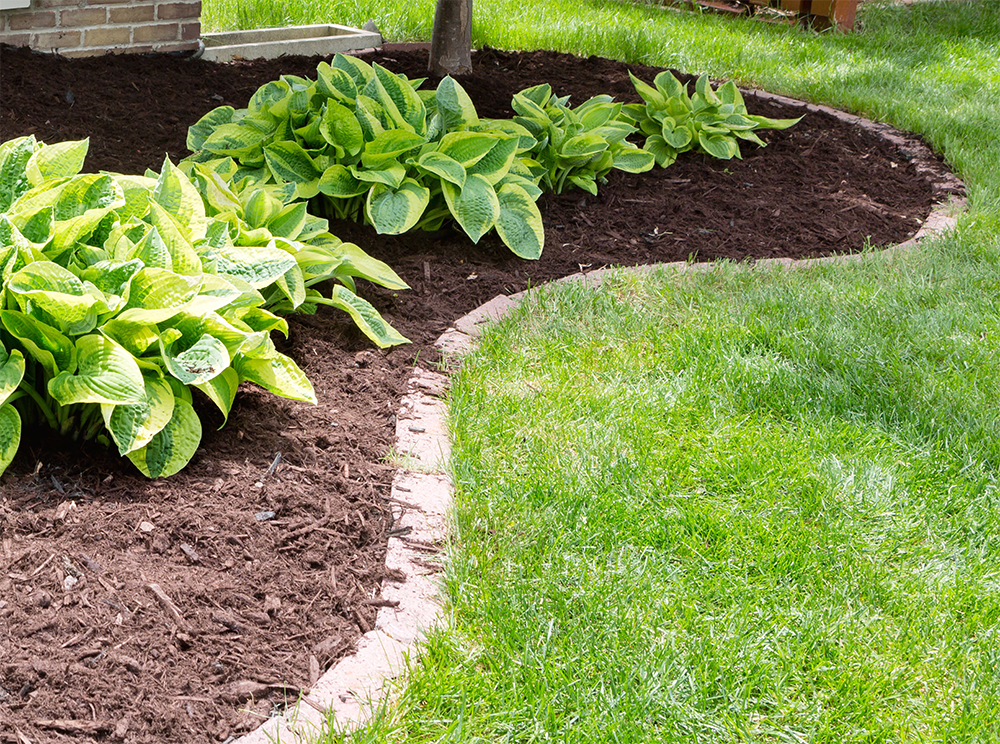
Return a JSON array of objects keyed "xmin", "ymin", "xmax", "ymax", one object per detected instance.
[
  {"xmin": 186, "ymin": 54, "xmax": 547, "ymax": 259},
  {"xmin": 0, "ymin": 135, "xmax": 407, "ymax": 479},
  {"xmin": 511, "ymin": 83, "xmax": 655, "ymax": 195},
  {"xmin": 620, "ymin": 71, "xmax": 802, "ymax": 167}
]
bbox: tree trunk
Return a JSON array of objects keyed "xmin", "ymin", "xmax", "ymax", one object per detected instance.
[{"xmin": 428, "ymin": 0, "xmax": 473, "ymax": 76}]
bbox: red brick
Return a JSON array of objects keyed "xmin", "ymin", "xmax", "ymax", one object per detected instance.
[
  {"xmin": 33, "ymin": 29, "xmax": 82, "ymax": 48},
  {"xmin": 8, "ymin": 11, "xmax": 57, "ymax": 30},
  {"xmin": 109, "ymin": 4, "xmax": 155, "ymax": 23},
  {"xmin": 32, "ymin": 0, "xmax": 79, "ymax": 8},
  {"xmin": 0, "ymin": 33, "xmax": 33, "ymax": 48},
  {"xmin": 157, "ymin": 1, "xmax": 200, "ymax": 20},
  {"xmin": 180, "ymin": 21, "xmax": 200, "ymax": 40},
  {"xmin": 132, "ymin": 22, "xmax": 178, "ymax": 43},
  {"xmin": 60, "ymin": 7, "xmax": 107, "ymax": 26},
  {"xmin": 84, "ymin": 26, "xmax": 131, "ymax": 46}
]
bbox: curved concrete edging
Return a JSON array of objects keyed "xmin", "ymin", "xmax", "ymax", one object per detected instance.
[{"xmin": 235, "ymin": 101, "xmax": 966, "ymax": 744}]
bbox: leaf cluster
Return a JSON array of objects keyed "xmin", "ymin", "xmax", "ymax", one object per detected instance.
[
  {"xmin": 511, "ymin": 83, "xmax": 655, "ymax": 195},
  {"xmin": 0, "ymin": 135, "xmax": 407, "ymax": 479},
  {"xmin": 187, "ymin": 55, "xmax": 547, "ymax": 259},
  {"xmin": 621, "ymin": 71, "xmax": 802, "ymax": 167}
]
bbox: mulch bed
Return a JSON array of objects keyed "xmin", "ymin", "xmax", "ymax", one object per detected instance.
[{"xmin": 0, "ymin": 43, "xmax": 959, "ymax": 743}]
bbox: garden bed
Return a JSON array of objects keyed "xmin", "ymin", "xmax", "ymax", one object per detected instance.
[{"xmin": 0, "ymin": 44, "xmax": 960, "ymax": 743}]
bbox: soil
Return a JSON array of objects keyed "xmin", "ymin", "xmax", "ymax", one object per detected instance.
[{"xmin": 0, "ymin": 43, "xmax": 960, "ymax": 743}]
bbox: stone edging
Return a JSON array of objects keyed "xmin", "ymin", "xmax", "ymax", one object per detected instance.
[{"xmin": 235, "ymin": 88, "xmax": 966, "ymax": 744}]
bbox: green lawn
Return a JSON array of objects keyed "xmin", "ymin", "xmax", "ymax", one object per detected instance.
[{"xmin": 198, "ymin": 0, "xmax": 1000, "ymax": 741}]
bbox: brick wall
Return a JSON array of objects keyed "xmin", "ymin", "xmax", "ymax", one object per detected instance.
[{"xmin": 0, "ymin": 0, "xmax": 201, "ymax": 56}]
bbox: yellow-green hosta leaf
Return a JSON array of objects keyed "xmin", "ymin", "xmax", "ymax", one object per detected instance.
[
  {"xmin": 100, "ymin": 317, "xmax": 160, "ymax": 357},
  {"xmin": 361, "ymin": 129, "xmax": 426, "ymax": 169},
  {"xmin": 212, "ymin": 243, "xmax": 297, "ymax": 289},
  {"xmin": 274, "ymin": 263, "xmax": 307, "ymax": 309},
  {"xmin": 127, "ymin": 225, "xmax": 174, "ymax": 271},
  {"xmin": 267, "ymin": 202, "xmax": 308, "ymax": 240},
  {"xmin": 6, "ymin": 261, "xmax": 101, "ymax": 335},
  {"xmin": 611, "ymin": 145, "xmax": 655, "ymax": 174},
  {"xmin": 195, "ymin": 366, "xmax": 240, "ymax": 427},
  {"xmin": 183, "ymin": 273, "xmax": 245, "ymax": 317},
  {"xmin": 235, "ymin": 351, "xmax": 316, "ymax": 403},
  {"xmin": 652, "ymin": 70, "xmax": 687, "ymax": 100},
  {"xmin": 320, "ymin": 101, "xmax": 365, "ymax": 157},
  {"xmin": 145, "ymin": 202, "xmax": 203, "ymax": 275},
  {"xmin": 318, "ymin": 164, "xmax": 369, "ymax": 198},
  {"xmin": 442, "ymin": 174, "xmax": 500, "ymax": 244},
  {"xmin": 435, "ymin": 76, "xmax": 479, "ymax": 131},
  {"xmin": 354, "ymin": 95, "xmax": 386, "ymax": 142},
  {"xmin": 698, "ymin": 132, "xmax": 740, "ymax": 160},
  {"xmin": 366, "ymin": 179, "xmax": 430, "ymax": 235},
  {"xmin": 0, "ymin": 346, "xmax": 25, "ymax": 406},
  {"xmin": 101, "ymin": 376, "xmax": 174, "ymax": 455},
  {"xmin": 317, "ymin": 62, "xmax": 359, "ymax": 104},
  {"xmin": 126, "ymin": 397, "xmax": 202, "ymax": 478},
  {"xmin": 201, "ymin": 116, "xmax": 276, "ymax": 158},
  {"xmin": 26, "ymin": 139, "xmax": 89, "ymax": 186},
  {"xmin": 371, "ymin": 63, "xmax": 426, "ymax": 135},
  {"xmin": 349, "ymin": 162, "xmax": 405, "ymax": 190},
  {"xmin": 467, "ymin": 136, "xmax": 519, "ymax": 185},
  {"xmin": 264, "ymin": 141, "xmax": 321, "ymax": 184},
  {"xmin": 415, "ymin": 152, "xmax": 466, "ymax": 189},
  {"xmin": 118, "ymin": 267, "xmax": 203, "ymax": 325},
  {"xmin": 11, "ymin": 205, "xmax": 54, "ymax": 246},
  {"xmin": 437, "ymin": 132, "xmax": 499, "ymax": 168},
  {"xmin": 152, "ymin": 158, "xmax": 208, "ymax": 242},
  {"xmin": 160, "ymin": 332, "xmax": 231, "ymax": 386},
  {"xmin": 662, "ymin": 123, "xmax": 693, "ymax": 150},
  {"xmin": 187, "ymin": 105, "xmax": 236, "ymax": 152},
  {"xmin": 243, "ymin": 188, "xmax": 283, "ymax": 229},
  {"xmin": 495, "ymin": 183, "xmax": 544, "ymax": 260},
  {"xmin": 1, "ymin": 311, "xmax": 75, "ymax": 378},
  {"xmin": 321, "ymin": 240, "xmax": 408, "ymax": 290},
  {"xmin": 0, "ymin": 135, "xmax": 36, "ymax": 212},
  {"xmin": 0, "ymin": 403, "xmax": 21, "ymax": 477},
  {"xmin": 323, "ymin": 285, "xmax": 409, "ymax": 349},
  {"xmin": 644, "ymin": 135, "xmax": 678, "ymax": 168},
  {"xmin": 333, "ymin": 53, "xmax": 375, "ymax": 86},
  {"xmin": 48, "ymin": 334, "xmax": 145, "ymax": 406}
]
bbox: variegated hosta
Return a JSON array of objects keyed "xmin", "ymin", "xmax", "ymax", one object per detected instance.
[
  {"xmin": 186, "ymin": 54, "xmax": 547, "ymax": 260},
  {"xmin": 620, "ymin": 71, "xmax": 802, "ymax": 167},
  {"xmin": 0, "ymin": 135, "xmax": 408, "ymax": 479}
]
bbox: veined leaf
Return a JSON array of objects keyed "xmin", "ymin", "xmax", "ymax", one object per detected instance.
[
  {"xmin": 1, "ymin": 310, "xmax": 76, "ymax": 378},
  {"xmin": 101, "ymin": 375, "xmax": 175, "ymax": 455},
  {"xmin": 187, "ymin": 106, "xmax": 236, "ymax": 152},
  {"xmin": 126, "ymin": 397, "xmax": 202, "ymax": 478},
  {"xmin": 145, "ymin": 202, "xmax": 203, "ymax": 275},
  {"xmin": 495, "ymin": 183, "xmax": 544, "ymax": 260},
  {"xmin": 6, "ymin": 261, "xmax": 100, "ymax": 335},
  {"xmin": 26, "ymin": 139, "xmax": 89, "ymax": 185},
  {"xmin": 372, "ymin": 63, "xmax": 427, "ymax": 135},
  {"xmin": 316, "ymin": 62, "xmax": 359, "ymax": 104},
  {"xmin": 698, "ymin": 132, "xmax": 740, "ymax": 160},
  {"xmin": 195, "ymin": 367, "xmax": 240, "ymax": 427},
  {"xmin": 349, "ymin": 163, "xmax": 406, "ymax": 189},
  {"xmin": 612, "ymin": 145, "xmax": 655, "ymax": 174},
  {"xmin": 268, "ymin": 202, "xmax": 308, "ymax": 240},
  {"xmin": 467, "ymin": 136, "xmax": 519, "ymax": 185},
  {"xmin": 48, "ymin": 334, "xmax": 145, "ymax": 406},
  {"xmin": 235, "ymin": 351, "xmax": 316, "ymax": 403},
  {"xmin": 361, "ymin": 129, "xmax": 427, "ymax": 169},
  {"xmin": 100, "ymin": 317, "xmax": 161, "ymax": 358},
  {"xmin": 160, "ymin": 332, "xmax": 231, "ymax": 386},
  {"xmin": 415, "ymin": 151, "xmax": 466, "ymax": 189},
  {"xmin": 435, "ymin": 76, "xmax": 479, "ymax": 131},
  {"xmin": 333, "ymin": 53, "xmax": 375, "ymax": 86},
  {"xmin": 264, "ymin": 141, "xmax": 321, "ymax": 184},
  {"xmin": 274, "ymin": 263, "xmax": 307, "ymax": 309},
  {"xmin": 318, "ymin": 164, "xmax": 370, "ymax": 198},
  {"xmin": 323, "ymin": 285, "xmax": 409, "ymax": 349},
  {"xmin": 118, "ymin": 267, "xmax": 203, "ymax": 325},
  {"xmin": 442, "ymin": 174, "xmax": 500, "ymax": 244},
  {"xmin": 0, "ymin": 403, "xmax": 20, "ymax": 477},
  {"xmin": 211, "ymin": 243, "xmax": 297, "ymax": 289},
  {"xmin": 366, "ymin": 179, "xmax": 430, "ymax": 235},
  {"xmin": 320, "ymin": 101, "xmax": 365, "ymax": 157},
  {"xmin": 331, "ymin": 241, "xmax": 409, "ymax": 290},
  {"xmin": 0, "ymin": 136, "xmax": 36, "ymax": 212},
  {"xmin": 0, "ymin": 346, "xmax": 25, "ymax": 406},
  {"xmin": 437, "ymin": 132, "xmax": 499, "ymax": 168},
  {"xmin": 243, "ymin": 188, "xmax": 283, "ymax": 229}
]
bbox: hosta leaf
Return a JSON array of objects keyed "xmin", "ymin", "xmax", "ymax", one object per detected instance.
[
  {"xmin": 118, "ymin": 267, "xmax": 203, "ymax": 325},
  {"xmin": 145, "ymin": 202, "xmax": 203, "ymax": 275},
  {"xmin": 274, "ymin": 263, "xmax": 307, "ymax": 309},
  {"xmin": 243, "ymin": 188, "xmax": 283, "ymax": 229},
  {"xmin": 747, "ymin": 114, "xmax": 804, "ymax": 131},
  {"xmin": 662, "ymin": 123, "xmax": 693, "ymax": 150},
  {"xmin": 235, "ymin": 351, "xmax": 316, "ymax": 403},
  {"xmin": 100, "ymin": 317, "xmax": 160, "ymax": 357},
  {"xmin": 6, "ymin": 261, "xmax": 100, "ymax": 335},
  {"xmin": 152, "ymin": 158, "xmax": 208, "ymax": 241},
  {"xmin": 101, "ymin": 376, "xmax": 174, "ymax": 455},
  {"xmin": 698, "ymin": 132, "xmax": 740, "ymax": 160},
  {"xmin": 0, "ymin": 404, "xmax": 20, "ymax": 477},
  {"xmin": 644, "ymin": 135, "xmax": 678, "ymax": 168},
  {"xmin": 612, "ymin": 145, "xmax": 655, "ymax": 173},
  {"xmin": 435, "ymin": 76, "xmax": 479, "ymax": 130},
  {"xmin": 366, "ymin": 179, "xmax": 430, "ymax": 235},
  {"xmin": 127, "ymin": 225, "xmax": 173, "ymax": 271},
  {"xmin": 560, "ymin": 133, "xmax": 608, "ymax": 160},
  {"xmin": 318, "ymin": 164, "xmax": 370, "ymax": 198},
  {"xmin": 268, "ymin": 202, "xmax": 308, "ymax": 240},
  {"xmin": 1, "ymin": 311, "xmax": 76, "ymax": 378},
  {"xmin": 249, "ymin": 79, "xmax": 292, "ymax": 115},
  {"xmin": 320, "ymin": 101, "xmax": 365, "ymax": 157},
  {"xmin": 187, "ymin": 106, "xmax": 236, "ymax": 152},
  {"xmin": 316, "ymin": 62, "xmax": 359, "ymax": 104},
  {"xmin": 442, "ymin": 174, "xmax": 500, "ymax": 244},
  {"xmin": 264, "ymin": 141, "xmax": 321, "ymax": 184},
  {"xmin": 195, "ymin": 367, "xmax": 240, "ymax": 427},
  {"xmin": 415, "ymin": 151, "xmax": 466, "ymax": 189},
  {"xmin": 26, "ymin": 139, "xmax": 89, "ymax": 185},
  {"xmin": 349, "ymin": 163, "xmax": 406, "ymax": 189},
  {"xmin": 160, "ymin": 332, "xmax": 231, "ymax": 386},
  {"xmin": 212, "ymin": 243, "xmax": 297, "ymax": 289},
  {"xmin": 354, "ymin": 95, "xmax": 386, "ymax": 142},
  {"xmin": 201, "ymin": 116, "xmax": 276, "ymax": 158},
  {"xmin": 495, "ymin": 183, "xmax": 544, "ymax": 260},
  {"xmin": 0, "ymin": 136, "xmax": 36, "ymax": 212},
  {"xmin": 112, "ymin": 174, "xmax": 156, "ymax": 222},
  {"xmin": 694, "ymin": 74, "xmax": 723, "ymax": 107},
  {"xmin": 568, "ymin": 175, "xmax": 598, "ymax": 196},
  {"xmin": 324, "ymin": 284, "xmax": 409, "ymax": 348},
  {"xmin": 48, "ymin": 334, "xmax": 145, "ymax": 406},
  {"xmin": 653, "ymin": 70, "xmax": 687, "ymax": 100},
  {"xmin": 629, "ymin": 72, "xmax": 667, "ymax": 108},
  {"xmin": 0, "ymin": 347, "xmax": 25, "ymax": 406},
  {"xmin": 372, "ymin": 63, "xmax": 426, "ymax": 135},
  {"xmin": 329, "ymin": 240, "xmax": 409, "ymax": 290},
  {"xmin": 361, "ymin": 129, "xmax": 427, "ymax": 169},
  {"xmin": 467, "ymin": 136, "xmax": 519, "ymax": 185},
  {"xmin": 333, "ymin": 53, "xmax": 375, "ymax": 86},
  {"xmin": 437, "ymin": 132, "xmax": 500, "ymax": 168},
  {"xmin": 126, "ymin": 397, "xmax": 202, "ymax": 478},
  {"xmin": 80, "ymin": 258, "xmax": 143, "ymax": 299}
]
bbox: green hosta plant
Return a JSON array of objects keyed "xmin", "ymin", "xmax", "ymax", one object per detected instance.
[
  {"xmin": 186, "ymin": 54, "xmax": 546, "ymax": 259},
  {"xmin": 0, "ymin": 135, "xmax": 407, "ymax": 479},
  {"xmin": 510, "ymin": 83, "xmax": 655, "ymax": 195},
  {"xmin": 621, "ymin": 71, "xmax": 802, "ymax": 167}
]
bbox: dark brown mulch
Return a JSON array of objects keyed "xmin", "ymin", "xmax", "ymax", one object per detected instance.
[{"xmin": 0, "ymin": 43, "xmax": 958, "ymax": 744}]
